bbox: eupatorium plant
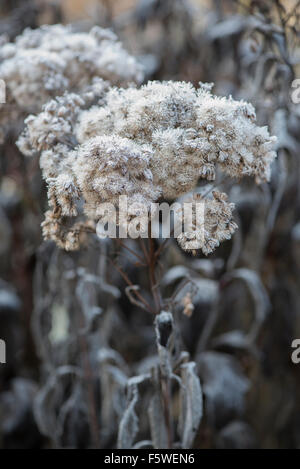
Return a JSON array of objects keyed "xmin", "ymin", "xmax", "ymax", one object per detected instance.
[
  {"xmin": 14, "ymin": 29, "xmax": 277, "ymax": 450},
  {"xmin": 19, "ymin": 80, "xmax": 276, "ymax": 254},
  {"xmin": 3, "ymin": 15, "xmax": 279, "ymax": 450}
]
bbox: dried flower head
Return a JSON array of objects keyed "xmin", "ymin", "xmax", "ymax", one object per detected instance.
[
  {"xmin": 176, "ymin": 190, "xmax": 238, "ymax": 255},
  {"xmin": 19, "ymin": 80, "xmax": 277, "ymax": 253}
]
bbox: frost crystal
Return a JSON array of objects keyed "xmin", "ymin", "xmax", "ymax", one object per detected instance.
[{"xmin": 19, "ymin": 81, "xmax": 277, "ymax": 253}]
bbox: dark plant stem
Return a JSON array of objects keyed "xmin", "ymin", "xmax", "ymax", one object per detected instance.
[
  {"xmin": 146, "ymin": 232, "xmax": 173, "ymax": 447},
  {"xmin": 114, "ymin": 231, "xmax": 173, "ymax": 447}
]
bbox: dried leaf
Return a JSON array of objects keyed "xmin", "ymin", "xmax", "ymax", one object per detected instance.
[
  {"xmin": 198, "ymin": 352, "xmax": 249, "ymax": 427},
  {"xmin": 117, "ymin": 374, "xmax": 149, "ymax": 449},
  {"xmin": 178, "ymin": 362, "xmax": 203, "ymax": 449},
  {"xmin": 162, "ymin": 266, "xmax": 191, "ymax": 286},
  {"xmin": 155, "ymin": 311, "xmax": 174, "ymax": 378},
  {"xmin": 148, "ymin": 369, "xmax": 168, "ymax": 449},
  {"xmin": 33, "ymin": 366, "xmax": 83, "ymax": 445},
  {"xmin": 223, "ymin": 268, "xmax": 271, "ymax": 342},
  {"xmin": 215, "ymin": 421, "xmax": 256, "ymax": 449}
]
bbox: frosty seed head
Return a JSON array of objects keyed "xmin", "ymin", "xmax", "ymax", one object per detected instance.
[
  {"xmin": 19, "ymin": 80, "xmax": 277, "ymax": 254},
  {"xmin": 0, "ymin": 24, "xmax": 144, "ymax": 143}
]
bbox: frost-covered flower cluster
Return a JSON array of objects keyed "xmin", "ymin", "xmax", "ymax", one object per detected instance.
[
  {"xmin": 19, "ymin": 80, "xmax": 277, "ymax": 253},
  {"xmin": 177, "ymin": 190, "xmax": 238, "ymax": 255},
  {"xmin": 0, "ymin": 24, "xmax": 144, "ymax": 143},
  {"xmin": 74, "ymin": 81, "xmax": 276, "ymax": 197}
]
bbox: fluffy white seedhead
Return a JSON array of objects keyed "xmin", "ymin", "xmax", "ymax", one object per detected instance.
[
  {"xmin": 0, "ymin": 24, "xmax": 144, "ymax": 143},
  {"xmin": 73, "ymin": 135, "xmax": 161, "ymax": 220},
  {"xmin": 176, "ymin": 190, "xmax": 238, "ymax": 255},
  {"xmin": 20, "ymin": 80, "xmax": 277, "ymax": 253}
]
